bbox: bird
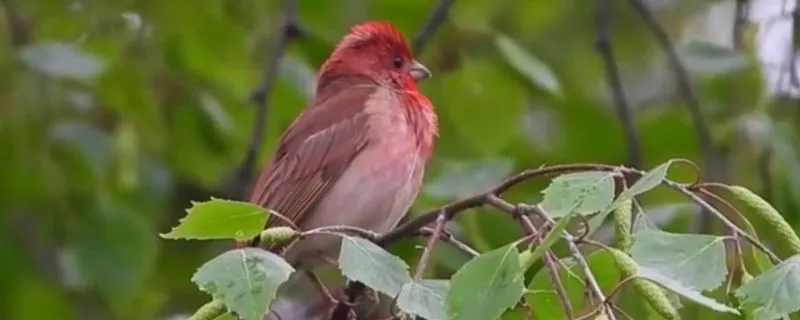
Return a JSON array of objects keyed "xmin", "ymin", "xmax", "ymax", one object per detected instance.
[{"xmin": 246, "ymin": 20, "xmax": 437, "ymax": 273}]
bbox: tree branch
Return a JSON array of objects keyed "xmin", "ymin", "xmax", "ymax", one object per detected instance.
[
  {"xmin": 0, "ymin": 0, "xmax": 31, "ymax": 47},
  {"xmin": 411, "ymin": 0, "xmax": 455, "ymax": 54},
  {"xmin": 595, "ymin": 0, "xmax": 641, "ymax": 169},
  {"xmin": 627, "ymin": 0, "xmax": 719, "ymax": 234},
  {"xmin": 224, "ymin": 0, "xmax": 303, "ymax": 200},
  {"xmin": 416, "ymin": 226, "xmax": 480, "ymax": 258}
]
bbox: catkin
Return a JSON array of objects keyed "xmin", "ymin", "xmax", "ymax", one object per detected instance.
[
  {"xmin": 259, "ymin": 227, "xmax": 299, "ymax": 247},
  {"xmin": 611, "ymin": 199, "xmax": 633, "ymax": 252},
  {"xmin": 727, "ymin": 185, "xmax": 800, "ymax": 254},
  {"xmin": 610, "ymin": 248, "xmax": 680, "ymax": 320}
]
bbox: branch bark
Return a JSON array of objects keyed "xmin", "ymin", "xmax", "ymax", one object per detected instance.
[{"xmin": 595, "ymin": 0, "xmax": 641, "ymax": 169}]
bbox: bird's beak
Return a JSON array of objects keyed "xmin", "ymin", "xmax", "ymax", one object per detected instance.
[{"xmin": 409, "ymin": 60, "xmax": 431, "ymax": 81}]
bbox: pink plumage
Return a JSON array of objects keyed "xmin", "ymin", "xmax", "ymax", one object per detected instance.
[{"xmin": 246, "ymin": 21, "xmax": 437, "ymax": 267}]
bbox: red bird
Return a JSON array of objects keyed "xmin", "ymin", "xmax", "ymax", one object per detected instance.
[{"xmin": 248, "ymin": 21, "xmax": 437, "ymax": 269}]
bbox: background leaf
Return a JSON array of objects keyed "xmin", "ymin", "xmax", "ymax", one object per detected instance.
[
  {"xmin": 19, "ymin": 42, "xmax": 105, "ymax": 80},
  {"xmin": 676, "ymin": 40, "xmax": 749, "ymax": 75},
  {"xmin": 494, "ymin": 33, "xmax": 561, "ymax": 96}
]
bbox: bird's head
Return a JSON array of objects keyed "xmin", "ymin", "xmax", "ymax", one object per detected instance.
[{"xmin": 318, "ymin": 21, "xmax": 431, "ymax": 90}]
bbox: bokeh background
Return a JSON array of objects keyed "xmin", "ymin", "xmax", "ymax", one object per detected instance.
[{"xmin": 2, "ymin": 0, "xmax": 799, "ymax": 319}]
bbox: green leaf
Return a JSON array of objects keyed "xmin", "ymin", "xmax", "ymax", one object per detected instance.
[
  {"xmin": 435, "ymin": 59, "xmax": 526, "ymax": 155},
  {"xmin": 616, "ymin": 160, "xmax": 674, "ymax": 203},
  {"xmin": 494, "ymin": 33, "xmax": 561, "ymax": 95},
  {"xmin": 160, "ymin": 198, "xmax": 268, "ymax": 241},
  {"xmin": 540, "ymin": 171, "xmax": 615, "ymax": 217},
  {"xmin": 338, "ymin": 236, "xmax": 412, "ymax": 297},
  {"xmin": 191, "ymin": 248, "xmax": 294, "ymax": 320},
  {"xmin": 19, "ymin": 42, "xmax": 105, "ymax": 80},
  {"xmin": 638, "ymin": 268, "xmax": 739, "ymax": 314},
  {"xmin": 72, "ymin": 204, "xmax": 156, "ymax": 308},
  {"xmin": 397, "ymin": 279, "xmax": 449, "ymax": 320},
  {"xmin": 630, "ymin": 229, "xmax": 727, "ymax": 291},
  {"xmin": 676, "ymin": 40, "xmax": 749, "ymax": 75},
  {"xmin": 446, "ymin": 243, "xmax": 525, "ymax": 320},
  {"xmin": 50, "ymin": 121, "xmax": 112, "ymax": 176},
  {"xmin": 736, "ymin": 255, "xmax": 800, "ymax": 319},
  {"xmin": 10, "ymin": 278, "xmax": 74, "ymax": 320}
]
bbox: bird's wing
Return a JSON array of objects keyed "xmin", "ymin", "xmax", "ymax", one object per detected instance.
[{"xmin": 248, "ymin": 85, "xmax": 376, "ymax": 231}]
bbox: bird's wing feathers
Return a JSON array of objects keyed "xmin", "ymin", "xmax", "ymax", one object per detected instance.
[{"xmin": 248, "ymin": 85, "xmax": 375, "ymax": 229}]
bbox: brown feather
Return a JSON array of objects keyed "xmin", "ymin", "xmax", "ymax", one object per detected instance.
[{"xmin": 248, "ymin": 77, "xmax": 376, "ymax": 231}]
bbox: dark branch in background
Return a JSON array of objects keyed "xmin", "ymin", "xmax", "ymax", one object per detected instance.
[
  {"xmin": 732, "ymin": 0, "xmax": 749, "ymax": 50},
  {"xmin": 0, "ymin": 0, "xmax": 31, "ymax": 47},
  {"xmin": 594, "ymin": 0, "xmax": 641, "ymax": 169},
  {"xmin": 411, "ymin": 0, "xmax": 454, "ymax": 55},
  {"xmin": 626, "ymin": 0, "xmax": 712, "ymax": 159},
  {"xmin": 627, "ymin": 0, "xmax": 720, "ymax": 233},
  {"xmin": 223, "ymin": 0, "xmax": 303, "ymax": 200}
]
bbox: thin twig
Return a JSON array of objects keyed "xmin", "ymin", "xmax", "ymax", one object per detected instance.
[
  {"xmin": 416, "ymin": 227, "xmax": 480, "ymax": 258},
  {"xmin": 520, "ymin": 214, "xmax": 575, "ymax": 319},
  {"xmin": 595, "ymin": 0, "xmax": 641, "ymax": 168},
  {"xmin": 412, "ymin": 211, "xmax": 447, "ymax": 280},
  {"xmin": 226, "ymin": 0, "xmax": 302, "ymax": 200},
  {"xmin": 301, "ymin": 225, "xmax": 379, "ymax": 241},
  {"xmin": 411, "ymin": 0, "xmax": 455, "ymax": 54},
  {"xmin": 531, "ymin": 205, "xmax": 618, "ymax": 320}
]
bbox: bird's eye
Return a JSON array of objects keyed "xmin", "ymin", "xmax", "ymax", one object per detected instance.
[{"xmin": 392, "ymin": 56, "xmax": 403, "ymax": 68}]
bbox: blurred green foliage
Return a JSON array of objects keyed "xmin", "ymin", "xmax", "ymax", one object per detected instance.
[{"xmin": 2, "ymin": 0, "xmax": 799, "ymax": 319}]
